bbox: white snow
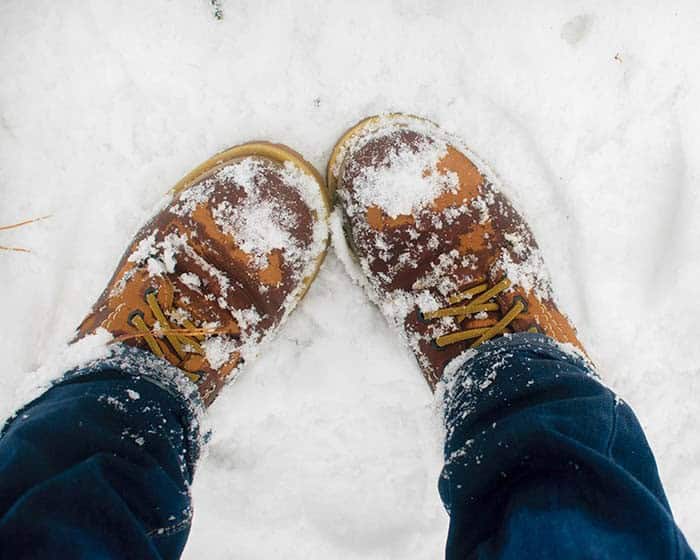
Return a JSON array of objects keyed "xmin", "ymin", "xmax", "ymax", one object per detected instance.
[
  {"xmin": 201, "ymin": 336, "xmax": 240, "ymax": 371},
  {"xmin": 175, "ymin": 157, "xmax": 325, "ymax": 272},
  {"xmin": 349, "ymin": 132, "xmax": 458, "ymax": 218},
  {"xmin": 495, "ymin": 246, "xmax": 553, "ymax": 300},
  {"xmin": 213, "ymin": 197, "xmax": 295, "ymax": 269},
  {"xmin": 1, "ymin": 1, "xmax": 699, "ymax": 557},
  {"xmin": 179, "ymin": 272, "xmax": 202, "ymax": 291}
]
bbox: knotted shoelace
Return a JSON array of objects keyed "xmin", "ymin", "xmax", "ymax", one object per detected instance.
[
  {"xmin": 127, "ymin": 287, "xmax": 205, "ymax": 359},
  {"xmin": 422, "ymin": 277, "xmax": 529, "ymax": 348},
  {"xmin": 117, "ymin": 287, "xmax": 238, "ymax": 382}
]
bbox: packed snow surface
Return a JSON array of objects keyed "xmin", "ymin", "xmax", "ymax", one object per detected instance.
[{"xmin": 1, "ymin": 1, "xmax": 699, "ymax": 557}]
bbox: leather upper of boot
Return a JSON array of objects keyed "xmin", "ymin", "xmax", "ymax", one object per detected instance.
[
  {"xmin": 332, "ymin": 115, "xmax": 585, "ymax": 388},
  {"xmin": 78, "ymin": 149, "xmax": 329, "ymax": 405}
]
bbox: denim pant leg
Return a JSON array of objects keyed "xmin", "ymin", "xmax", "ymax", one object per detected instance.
[
  {"xmin": 0, "ymin": 345, "xmax": 204, "ymax": 560},
  {"xmin": 439, "ymin": 333, "xmax": 696, "ymax": 560}
]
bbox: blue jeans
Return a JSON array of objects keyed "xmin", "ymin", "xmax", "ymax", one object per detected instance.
[{"xmin": 0, "ymin": 336, "xmax": 695, "ymax": 559}]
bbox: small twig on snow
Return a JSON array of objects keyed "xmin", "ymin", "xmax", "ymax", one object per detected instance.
[{"xmin": 0, "ymin": 214, "xmax": 51, "ymax": 253}]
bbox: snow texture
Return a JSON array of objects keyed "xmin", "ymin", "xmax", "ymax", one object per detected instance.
[
  {"xmin": 340, "ymin": 119, "xmax": 458, "ymax": 219},
  {"xmin": 1, "ymin": 1, "xmax": 699, "ymax": 557}
]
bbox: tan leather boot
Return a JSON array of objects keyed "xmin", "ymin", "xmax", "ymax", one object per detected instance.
[
  {"xmin": 77, "ymin": 142, "xmax": 330, "ymax": 406},
  {"xmin": 329, "ymin": 114, "xmax": 585, "ymax": 389}
]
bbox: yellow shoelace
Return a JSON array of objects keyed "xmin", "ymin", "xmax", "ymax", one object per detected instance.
[
  {"xmin": 117, "ymin": 287, "xmax": 237, "ymax": 383},
  {"xmin": 127, "ymin": 288, "xmax": 205, "ymax": 360},
  {"xmin": 422, "ymin": 278, "xmax": 528, "ymax": 348}
]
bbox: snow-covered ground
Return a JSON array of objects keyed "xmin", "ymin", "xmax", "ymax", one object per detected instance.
[{"xmin": 1, "ymin": 1, "xmax": 698, "ymax": 557}]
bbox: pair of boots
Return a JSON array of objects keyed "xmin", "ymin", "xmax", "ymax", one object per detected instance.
[{"xmin": 76, "ymin": 113, "xmax": 586, "ymax": 407}]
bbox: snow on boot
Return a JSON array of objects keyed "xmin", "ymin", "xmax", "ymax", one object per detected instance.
[
  {"xmin": 77, "ymin": 142, "xmax": 330, "ymax": 405},
  {"xmin": 329, "ymin": 114, "xmax": 586, "ymax": 388}
]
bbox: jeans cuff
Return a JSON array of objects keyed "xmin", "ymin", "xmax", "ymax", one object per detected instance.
[
  {"xmin": 439, "ymin": 332, "xmax": 596, "ymax": 414},
  {"xmin": 28, "ymin": 343, "xmax": 207, "ymax": 474}
]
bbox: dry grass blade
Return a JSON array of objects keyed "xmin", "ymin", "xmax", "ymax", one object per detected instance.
[
  {"xmin": 111, "ymin": 326, "xmax": 240, "ymax": 344},
  {"xmin": 0, "ymin": 245, "xmax": 31, "ymax": 253},
  {"xmin": 0, "ymin": 215, "xmax": 51, "ymax": 232},
  {"xmin": 0, "ymin": 214, "xmax": 52, "ymax": 253}
]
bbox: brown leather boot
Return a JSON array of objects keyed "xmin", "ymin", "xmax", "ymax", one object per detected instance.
[
  {"xmin": 77, "ymin": 142, "xmax": 330, "ymax": 406},
  {"xmin": 329, "ymin": 114, "xmax": 586, "ymax": 389}
]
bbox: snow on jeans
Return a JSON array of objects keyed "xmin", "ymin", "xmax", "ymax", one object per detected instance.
[{"xmin": 0, "ymin": 336, "xmax": 695, "ymax": 559}]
